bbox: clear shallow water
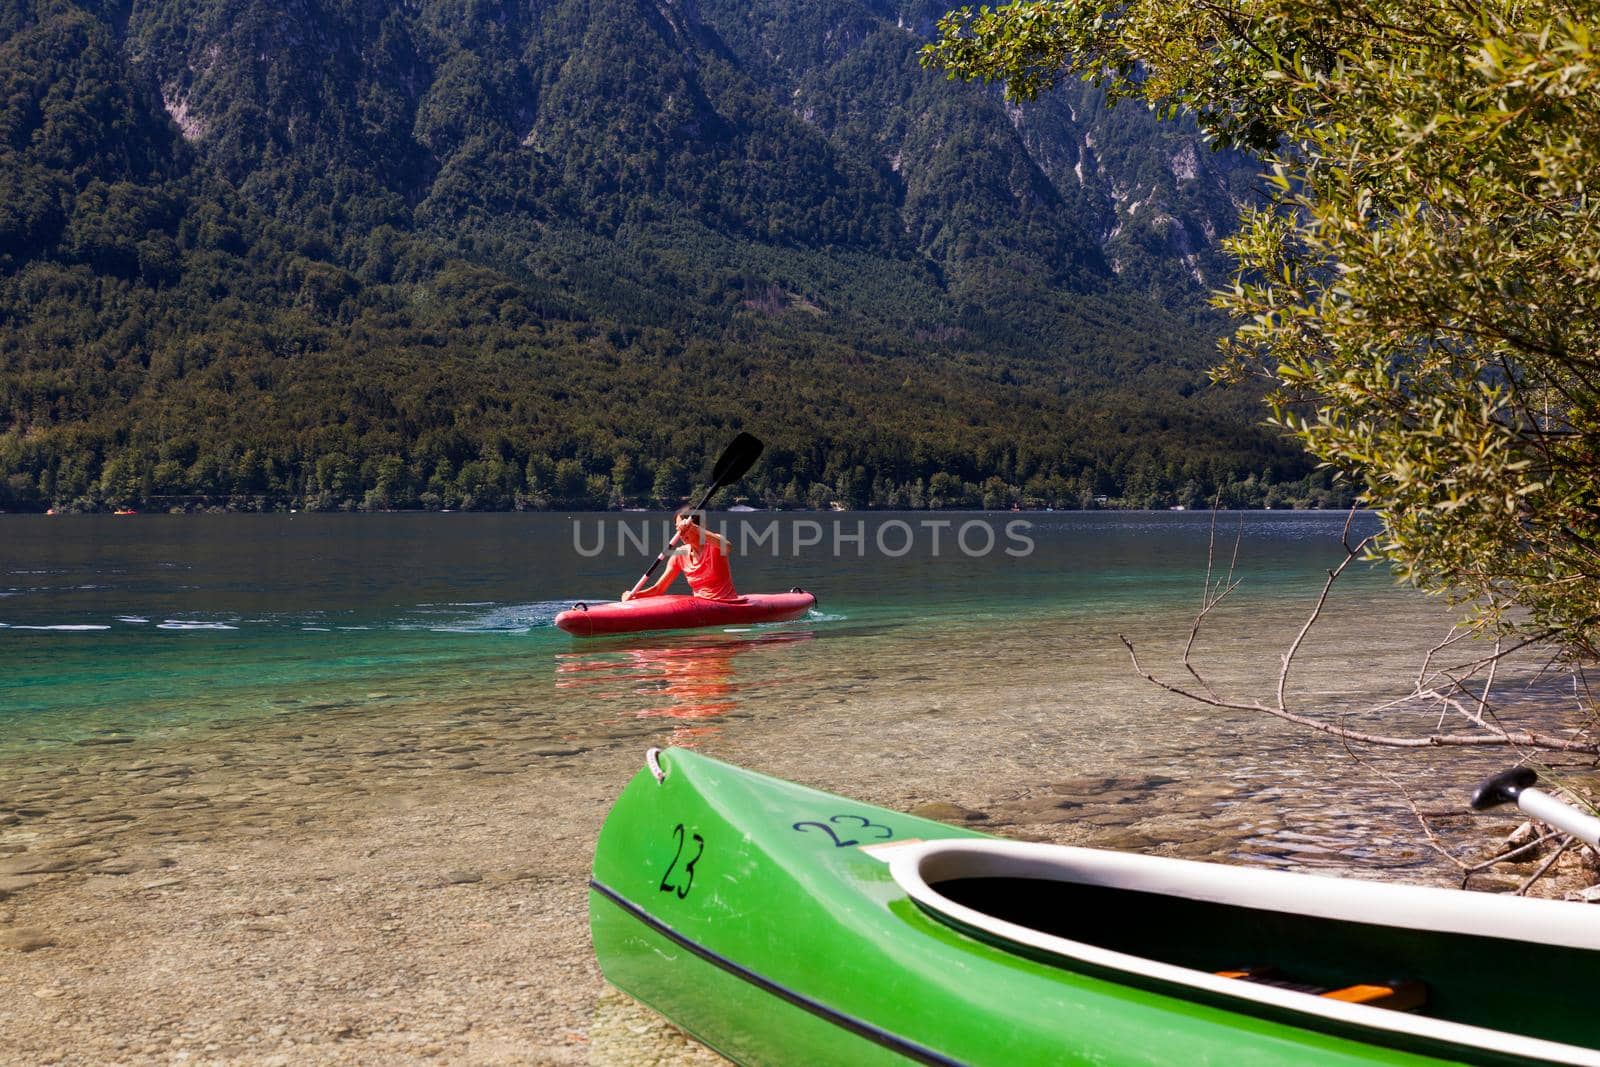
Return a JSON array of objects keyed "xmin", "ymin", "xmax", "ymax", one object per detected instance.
[
  {"xmin": 1, "ymin": 511, "xmax": 1379, "ymax": 744},
  {"xmin": 0, "ymin": 511, "xmax": 1565, "ymax": 879}
]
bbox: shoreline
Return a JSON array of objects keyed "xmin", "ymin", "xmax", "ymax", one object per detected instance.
[{"xmin": 3, "ymin": 693, "xmax": 1589, "ymax": 1065}]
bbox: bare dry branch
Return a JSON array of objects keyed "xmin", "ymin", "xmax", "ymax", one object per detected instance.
[
  {"xmin": 1278, "ymin": 533, "xmax": 1374, "ymax": 712},
  {"xmin": 1337, "ymin": 733, "xmax": 1468, "ymax": 871},
  {"xmin": 1515, "ymin": 835, "xmax": 1574, "ymax": 896},
  {"xmin": 1119, "ymin": 633, "xmax": 1600, "ymax": 751},
  {"xmin": 1182, "ymin": 500, "xmax": 1243, "ymax": 701},
  {"xmin": 1123, "ymin": 510, "xmax": 1599, "ymax": 757},
  {"xmin": 1464, "ymin": 829, "xmax": 1564, "ymax": 877}
]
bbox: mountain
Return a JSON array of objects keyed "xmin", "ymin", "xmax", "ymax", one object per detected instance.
[{"xmin": 0, "ymin": 0, "xmax": 1343, "ymax": 512}]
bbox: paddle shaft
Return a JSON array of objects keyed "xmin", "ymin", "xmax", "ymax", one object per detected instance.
[
  {"xmin": 1517, "ymin": 787, "xmax": 1600, "ymax": 851},
  {"xmin": 1471, "ymin": 766, "xmax": 1600, "ymax": 850}
]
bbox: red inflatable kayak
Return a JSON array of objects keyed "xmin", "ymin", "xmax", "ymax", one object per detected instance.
[{"xmin": 554, "ymin": 590, "xmax": 816, "ymax": 637}]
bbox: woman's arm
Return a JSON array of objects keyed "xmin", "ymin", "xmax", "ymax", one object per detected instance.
[{"xmin": 622, "ymin": 555, "xmax": 682, "ymax": 600}]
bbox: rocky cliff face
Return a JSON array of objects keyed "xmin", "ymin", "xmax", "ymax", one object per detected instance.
[{"xmin": 102, "ymin": 0, "xmax": 1257, "ymax": 302}]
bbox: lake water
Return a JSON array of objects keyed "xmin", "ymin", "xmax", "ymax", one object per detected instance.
[
  {"xmin": 0, "ymin": 511, "xmax": 1564, "ymax": 879},
  {"xmin": 2, "ymin": 510, "xmax": 1376, "ymax": 745}
]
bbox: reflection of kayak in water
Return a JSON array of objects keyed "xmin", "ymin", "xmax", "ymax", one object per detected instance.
[
  {"xmin": 555, "ymin": 631, "xmax": 815, "ymax": 746},
  {"xmin": 557, "ymin": 643, "xmax": 739, "ymax": 719},
  {"xmin": 631, "ymin": 647, "xmax": 738, "ymax": 721},
  {"xmin": 554, "ymin": 590, "xmax": 816, "ymax": 637}
]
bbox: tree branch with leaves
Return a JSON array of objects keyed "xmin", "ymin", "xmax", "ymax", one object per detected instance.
[{"xmin": 925, "ymin": 0, "xmax": 1600, "ymax": 661}]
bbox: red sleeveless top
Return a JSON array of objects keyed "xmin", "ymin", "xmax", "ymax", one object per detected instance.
[{"xmin": 681, "ymin": 537, "xmax": 738, "ymax": 601}]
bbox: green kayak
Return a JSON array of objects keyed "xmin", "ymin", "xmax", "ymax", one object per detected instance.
[{"xmin": 589, "ymin": 748, "xmax": 1600, "ymax": 1066}]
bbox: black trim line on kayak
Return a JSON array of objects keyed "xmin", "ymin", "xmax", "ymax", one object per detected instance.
[{"xmin": 589, "ymin": 878, "xmax": 968, "ymax": 1067}]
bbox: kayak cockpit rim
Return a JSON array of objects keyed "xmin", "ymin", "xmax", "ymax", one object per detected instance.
[{"xmin": 885, "ymin": 839, "xmax": 1600, "ymax": 1067}]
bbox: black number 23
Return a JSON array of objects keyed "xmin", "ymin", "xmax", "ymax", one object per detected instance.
[{"xmin": 660, "ymin": 823, "xmax": 704, "ymax": 899}]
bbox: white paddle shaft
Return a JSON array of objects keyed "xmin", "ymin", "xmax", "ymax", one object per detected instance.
[
  {"xmin": 627, "ymin": 531, "xmax": 684, "ymax": 597},
  {"xmin": 1520, "ymin": 787, "xmax": 1600, "ymax": 850}
]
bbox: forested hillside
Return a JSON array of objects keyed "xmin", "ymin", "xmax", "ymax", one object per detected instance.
[{"xmin": 0, "ymin": 0, "xmax": 1344, "ymax": 512}]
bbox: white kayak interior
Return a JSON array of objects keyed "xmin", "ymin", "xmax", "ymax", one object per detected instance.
[{"xmin": 880, "ymin": 838, "xmax": 1600, "ymax": 1066}]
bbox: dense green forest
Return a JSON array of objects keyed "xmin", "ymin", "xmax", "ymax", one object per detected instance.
[{"xmin": 0, "ymin": 0, "xmax": 1348, "ymax": 513}]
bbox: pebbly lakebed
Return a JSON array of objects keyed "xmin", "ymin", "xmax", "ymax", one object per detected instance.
[{"xmin": 0, "ymin": 512, "xmax": 1574, "ymax": 1063}]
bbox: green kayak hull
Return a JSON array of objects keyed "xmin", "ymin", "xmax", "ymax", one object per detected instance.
[{"xmin": 589, "ymin": 749, "xmax": 1599, "ymax": 1066}]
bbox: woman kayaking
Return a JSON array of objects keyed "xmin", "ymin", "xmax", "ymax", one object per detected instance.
[
  {"xmin": 554, "ymin": 436, "xmax": 816, "ymax": 635},
  {"xmin": 621, "ymin": 509, "xmax": 739, "ymax": 603}
]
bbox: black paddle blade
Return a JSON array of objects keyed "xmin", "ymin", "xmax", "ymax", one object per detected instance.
[{"xmin": 709, "ymin": 432, "xmax": 763, "ymax": 490}]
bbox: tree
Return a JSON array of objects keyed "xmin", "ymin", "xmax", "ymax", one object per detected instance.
[
  {"xmin": 925, "ymin": 0, "xmax": 1600, "ymax": 660},
  {"xmin": 652, "ymin": 458, "xmax": 688, "ymax": 505}
]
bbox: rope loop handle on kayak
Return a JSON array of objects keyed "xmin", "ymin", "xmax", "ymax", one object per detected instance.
[
  {"xmin": 646, "ymin": 747, "xmax": 666, "ymax": 784},
  {"xmin": 573, "ymin": 602, "xmax": 587, "ymax": 611},
  {"xmin": 789, "ymin": 587, "xmax": 806, "ymax": 594}
]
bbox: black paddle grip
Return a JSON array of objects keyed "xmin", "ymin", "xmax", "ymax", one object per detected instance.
[{"xmin": 1470, "ymin": 767, "xmax": 1538, "ymax": 811}]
